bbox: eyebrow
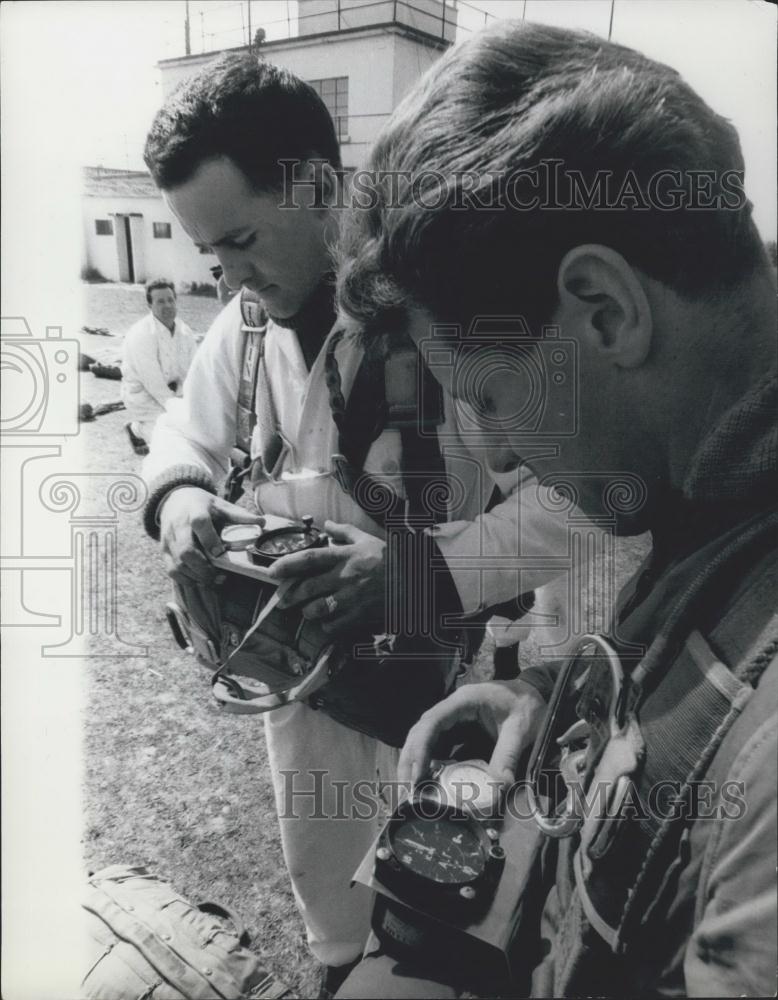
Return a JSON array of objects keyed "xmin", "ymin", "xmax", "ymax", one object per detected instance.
[{"xmin": 194, "ymin": 227, "xmax": 253, "ymax": 250}]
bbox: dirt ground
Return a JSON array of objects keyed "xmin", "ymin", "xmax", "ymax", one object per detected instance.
[{"xmin": 80, "ymin": 281, "xmax": 649, "ymax": 999}]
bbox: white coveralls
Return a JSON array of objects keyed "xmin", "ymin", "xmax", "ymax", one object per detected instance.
[
  {"xmin": 144, "ymin": 294, "xmax": 601, "ymax": 966},
  {"xmin": 121, "ymin": 312, "xmax": 199, "ymax": 439}
]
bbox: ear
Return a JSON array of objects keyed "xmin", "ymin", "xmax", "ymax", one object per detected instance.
[{"xmin": 556, "ymin": 245, "xmax": 652, "ymax": 368}]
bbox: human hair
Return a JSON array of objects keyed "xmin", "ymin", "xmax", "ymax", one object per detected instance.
[
  {"xmin": 144, "ymin": 53, "xmax": 341, "ymax": 191},
  {"xmin": 145, "ymin": 278, "xmax": 176, "ymax": 305},
  {"xmin": 337, "ymin": 20, "xmax": 766, "ymax": 337}
]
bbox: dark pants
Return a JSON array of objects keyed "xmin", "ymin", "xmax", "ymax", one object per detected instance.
[{"xmin": 336, "ymin": 949, "xmax": 459, "ymax": 1000}]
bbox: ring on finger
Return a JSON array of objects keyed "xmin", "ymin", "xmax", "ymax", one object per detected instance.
[{"xmin": 324, "ymin": 594, "xmax": 339, "ymax": 615}]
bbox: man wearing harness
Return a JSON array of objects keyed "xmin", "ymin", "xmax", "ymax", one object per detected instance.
[
  {"xmin": 140, "ymin": 53, "xmax": 603, "ymax": 994},
  {"xmin": 334, "ymin": 21, "xmax": 777, "ymax": 999}
]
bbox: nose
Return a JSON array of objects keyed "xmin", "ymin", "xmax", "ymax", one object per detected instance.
[{"xmin": 217, "ymin": 249, "xmax": 254, "ymax": 291}]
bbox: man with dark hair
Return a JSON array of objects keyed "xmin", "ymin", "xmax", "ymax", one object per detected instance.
[
  {"xmin": 140, "ymin": 51, "xmax": 596, "ymax": 994},
  {"xmin": 121, "ymin": 278, "xmax": 198, "ymax": 455},
  {"xmin": 335, "ymin": 20, "xmax": 777, "ymax": 998}
]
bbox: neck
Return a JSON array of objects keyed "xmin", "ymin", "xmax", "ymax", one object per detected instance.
[
  {"xmin": 270, "ymin": 273, "xmax": 336, "ymax": 370},
  {"xmin": 662, "ymin": 271, "xmax": 777, "ymax": 494}
]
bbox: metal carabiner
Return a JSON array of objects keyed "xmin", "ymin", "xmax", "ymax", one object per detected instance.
[{"xmin": 526, "ymin": 634, "xmax": 624, "ymax": 839}]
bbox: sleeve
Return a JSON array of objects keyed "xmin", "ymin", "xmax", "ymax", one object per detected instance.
[
  {"xmin": 513, "ymin": 661, "xmax": 563, "ymax": 703},
  {"xmin": 141, "ymin": 296, "xmax": 244, "ymax": 505},
  {"xmin": 123, "ymin": 321, "xmax": 176, "ymax": 409},
  {"xmin": 431, "ymin": 478, "xmax": 598, "ymax": 615},
  {"xmin": 683, "ymin": 714, "xmax": 778, "ymax": 997}
]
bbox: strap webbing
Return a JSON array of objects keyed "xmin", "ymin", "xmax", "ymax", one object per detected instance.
[{"xmin": 236, "ymin": 290, "xmax": 268, "ymax": 456}]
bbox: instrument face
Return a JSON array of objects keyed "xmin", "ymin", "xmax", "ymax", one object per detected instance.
[
  {"xmin": 375, "ymin": 765, "xmax": 506, "ymax": 915},
  {"xmin": 249, "ymin": 517, "xmax": 328, "ymax": 567},
  {"xmin": 212, "ymin": 516, "xmax": 328, "ymax": 583},
  {"xmin": 389, "ymin": 814, "xmax": 487, "ymax": 885}
]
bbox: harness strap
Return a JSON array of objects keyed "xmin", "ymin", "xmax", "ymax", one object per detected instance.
[
  {"xmin": 236, "ymin": 290, "xmax": 268, "ymax": 454},
  {"xmin": 224, "ymin": 290, "xmax": 268, "ymax": 503}
]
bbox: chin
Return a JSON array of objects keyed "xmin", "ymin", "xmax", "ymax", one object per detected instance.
[{"xmin": 260, "ymin": 293, "xmax": 294, "ymax": 321}]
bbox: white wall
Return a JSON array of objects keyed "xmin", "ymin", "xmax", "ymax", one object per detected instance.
[
  {"xmin": 390, "ymin": 31, "xmax": 446, "ymax": 108},
  {"xmin": 159, "ymin": 26, "xmax": 446, "ymax": 170},
  {"xmin": 83, "ymin": 195, "xmax": 217, "ymax": 289}
]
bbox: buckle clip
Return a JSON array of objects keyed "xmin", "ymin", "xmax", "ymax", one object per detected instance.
[
  {"xmin": 224, "ymin": 448, "xmax": 252, "ymax": 503},
  {"xmin": 331, "ymin": 453, "xmax": 358, "ymax": 495}
]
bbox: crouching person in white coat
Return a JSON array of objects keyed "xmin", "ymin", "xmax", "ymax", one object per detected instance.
[{"xmin": 121, "ymin": 278, "xmax": 199, "ymax": 453}]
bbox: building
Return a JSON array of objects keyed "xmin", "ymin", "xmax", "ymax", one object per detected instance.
[
  {"xmin": 161, "ymin": 0, "xmax": 457, "ymax": 171},
  {"xmin": 83, "ymin": 0, "xmax": 457, "ymax": 288},
  {"xmin": 82, "ymin": 166, "xmax": 216, "ymax": 288}
]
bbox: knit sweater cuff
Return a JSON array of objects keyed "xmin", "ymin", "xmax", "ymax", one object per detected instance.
[{"xmin": 142, "ymin": 465, "xmax": 217, "ymax": 541}]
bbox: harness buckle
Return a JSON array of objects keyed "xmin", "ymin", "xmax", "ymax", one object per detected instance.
[
  {"xmin": 224, "ymin": 448, "xmax": 252, "ymax": 503},
  {"xmin": 331, "ymin": 453, "xmax": 358, "ymax": 495}
]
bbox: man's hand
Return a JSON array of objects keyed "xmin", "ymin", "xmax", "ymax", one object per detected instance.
[
  {"xmin": 398, "ymin": 681, "xmax": 547, "ymax": 790},
  {"xmin": 269, "ymin": 521, "xmax": 387, "ymax": 635},
  {"xmin": 158, "ymin": 486, "xmax": 264, "ymax": 584}
]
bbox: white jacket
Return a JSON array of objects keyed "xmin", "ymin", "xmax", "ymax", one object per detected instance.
[{"xmin": 122, "ymin": 312, "xmax": 199, "ymax": 426}]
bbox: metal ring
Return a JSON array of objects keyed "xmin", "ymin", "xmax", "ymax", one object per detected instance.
[{"xmin": 324, "ymin": 594, "xmax": 339, "ymax": 615}]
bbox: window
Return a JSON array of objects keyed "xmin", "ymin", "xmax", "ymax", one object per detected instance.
[
  {"xmin": 95, "ymin": 219, "xmax": 113, "ymax": 236},
  {"xmin": 308, "ymin": 77, "xmax": 349, "ymax": 141},
  {"xmin": 153, "ymin": 222, "xmax": 172, "ymax": 239}
]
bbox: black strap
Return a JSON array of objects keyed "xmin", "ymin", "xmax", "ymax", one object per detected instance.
[
  {"xmin": 328, "ymin": 334, "xmax": 448, "ymax": 526},
  {"xmin": 397, "ymin": 362, "xmax": 448, "ymax": 522}
]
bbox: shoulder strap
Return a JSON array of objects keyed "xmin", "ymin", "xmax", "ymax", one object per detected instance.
[
  {"xmin": 236, "ymin": 289, "xmax": 268, "ymax": 455},
  {"xmin": 223, "ymin": 291, "xmax": 268, "ymax": 502}
]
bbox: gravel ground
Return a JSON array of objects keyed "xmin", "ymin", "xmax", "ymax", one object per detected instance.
[{"xmin": 80, "ymin": 281, "xmax": 649, "ymax": 999}]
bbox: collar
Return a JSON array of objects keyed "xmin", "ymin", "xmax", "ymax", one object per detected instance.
[
  {"xmin": 647, "ymin": 370, "xmax": 777, "ymax": 570},
  {"xmin": 682, "ymin": 369, "xmax": 777, "ymax": 505},
  {"xmin": 151, "ymin": 314, "xmax": 177, "ymax": 337}
]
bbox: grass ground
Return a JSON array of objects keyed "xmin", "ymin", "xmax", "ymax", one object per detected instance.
[
  {"xmin": 80, "ymin": 282, "xmax": 649, "ymax": 999},
  {"xmin": 80, "ymin": 283, "xmax": 319, "ymax": 996}
]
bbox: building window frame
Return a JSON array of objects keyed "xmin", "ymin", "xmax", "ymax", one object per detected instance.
[
  {"xmin": 153, "ymin": 222, "xmax": 172, "ymax": 239},
  {"xmin": 95, "ymin": 219, "xmax": 113, "ymax": 236},
  {"xmin": 308, "ymin": 76, "xmax": 349, "ymax": 142}
]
